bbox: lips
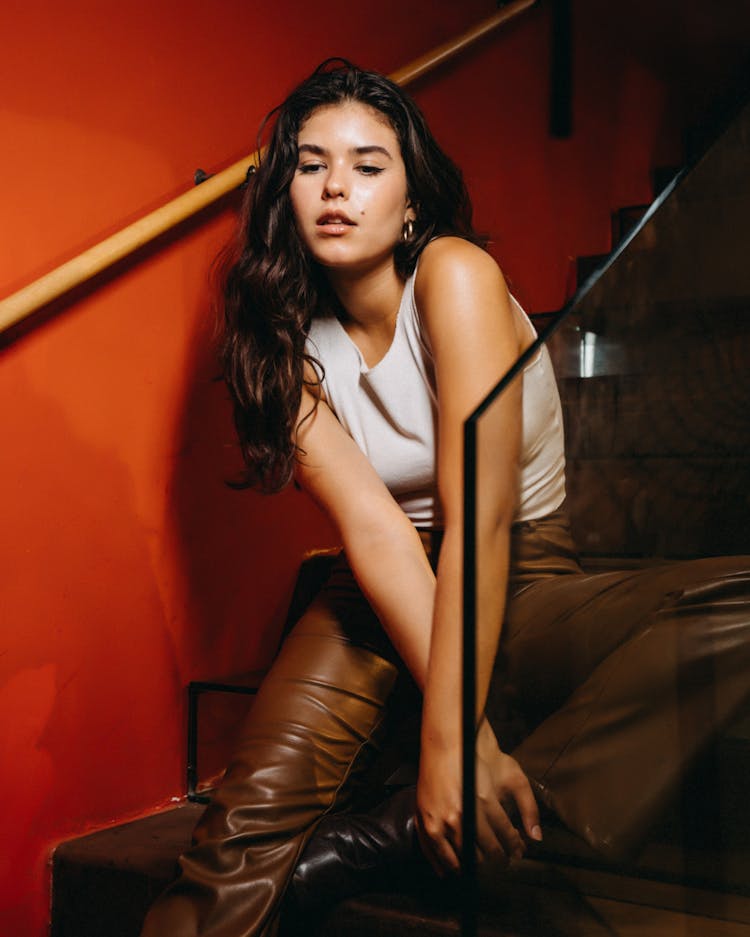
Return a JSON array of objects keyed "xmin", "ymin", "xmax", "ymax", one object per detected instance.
[{"xmin": 316, "ymin": 211, "xmax": 356, "ymax": 226}]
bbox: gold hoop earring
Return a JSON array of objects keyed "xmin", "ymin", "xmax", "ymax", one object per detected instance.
[{"xmin": 401, "ymin": 219, "xmax": 414, "ymax": 242}]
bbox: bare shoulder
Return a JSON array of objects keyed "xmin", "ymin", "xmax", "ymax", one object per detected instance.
[
  {"xmin": 413, "ymin": 237, "xmax": 516, "ymax": 358},
  {"xmin": 414, "ymin": 237, "xmax": 508, "ymax": 309},
  {"xmin": 417, "ymin": 235, "xmax": 498, "ymax": 272}
]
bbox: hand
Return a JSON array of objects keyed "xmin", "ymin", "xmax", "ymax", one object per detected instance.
[
  {"xmin": 415, "ymin": 721, "xmax": 541, "ymax": 877},
  {"xmin": 476, "ymin": 717, "xmax": 542, "ymax": 846}
]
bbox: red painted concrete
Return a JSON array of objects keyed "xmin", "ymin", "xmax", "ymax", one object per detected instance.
[{"xmin": 3, "ymin": 0, "xmax": 731, "ymax": 932}]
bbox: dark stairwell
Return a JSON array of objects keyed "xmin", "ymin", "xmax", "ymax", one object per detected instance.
[
  {"xmin": 51, "ymin": 95, "xmax": 750, "ymax": 937},
  {"xmin": 555, "ymin": 100, "xmax": 750, "ymax": 562}
]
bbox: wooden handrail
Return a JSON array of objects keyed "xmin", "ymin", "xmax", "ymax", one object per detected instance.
[{"xmin": 0, "ymin": 0, "xmax": 536, "ymax": 335}]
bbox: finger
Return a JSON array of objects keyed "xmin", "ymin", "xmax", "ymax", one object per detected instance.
[
  {"xmin": 416, "ymin": 816, "xmax": 461, "ymax": 877},
  {"xmin": 416, "ymin": 823, "xmax": 448, "ymax": 878},
  {"xmin": 482, "ymin": 797, "xmax": 525, "ymax": 860},
  {"xmin": 475, "ymin": 812, "xmax": 509, "ymax": 868},
  {"xmin": 509, "ymin": 775, "xmax": 542, "ymax": 842}
]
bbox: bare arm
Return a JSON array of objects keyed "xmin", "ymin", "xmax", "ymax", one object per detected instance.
[
  {"xmin": 294, "ymin": 385, "xmax": 436, "ymax": 689},
  {"xmin": 417, "ymin": 238, "xmax": 521, "ymax": 740},
  {"xmin": 414, "ymin": 238, "xmax": 541, "ymax": 871}
]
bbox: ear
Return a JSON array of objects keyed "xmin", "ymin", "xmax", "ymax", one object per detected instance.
[{"xmin": 404, "ymin": 201, "xmax": 417, "ymax": 224}]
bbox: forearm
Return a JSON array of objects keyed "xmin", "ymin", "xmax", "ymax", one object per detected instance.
[
  {"xmin": 341, "ymin": 513, "xmax": 436, "ymax": 691},
  {"xmin": 327, "ymin": 474, "xmax": 511, "ymax": 758},
  {"xmin": 421, "ymin": 519, "xmax": 511, "ymax": 752},
  {"xmin": 416, "ymin": 515, "xmax": 537, "ymax": 871}
]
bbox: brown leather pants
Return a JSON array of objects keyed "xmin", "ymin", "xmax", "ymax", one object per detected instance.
[{"xmin": 140, "ymin": 508, "xmax": 750, "ymax": 937}]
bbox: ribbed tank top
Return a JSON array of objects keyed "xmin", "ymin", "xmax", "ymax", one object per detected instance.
[{"xmin": 305, "ymin": 269, "xmax": 566, "ymax": 528}]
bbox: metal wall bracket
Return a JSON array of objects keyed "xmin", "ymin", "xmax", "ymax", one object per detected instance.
[
  {"xmin": 193, "ymin": 165, "xmax": 256, "ymax": 188},
  {"xmin": 186, "ymin": 676, "xmax": 263, "ymax": 803}
]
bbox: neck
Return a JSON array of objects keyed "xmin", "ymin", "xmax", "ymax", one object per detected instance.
[{"xmin": 326, "ymin": 261, "xmax": 404, "ymax": 333}]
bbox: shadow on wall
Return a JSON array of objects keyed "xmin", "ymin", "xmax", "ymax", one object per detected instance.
[{"xmin": 0, "ymin": 370, "xmax": 182, "ymax": 936}]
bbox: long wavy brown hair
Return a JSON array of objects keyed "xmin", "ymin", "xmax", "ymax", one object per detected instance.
[{"xmin": 222, "ymin": 60, "xmax": 481, "ymax": 492}]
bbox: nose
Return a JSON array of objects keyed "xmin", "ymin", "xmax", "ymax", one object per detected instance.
[{"xmin": 322, "ymin": 168, "xmax": 346, "ymax": 200}]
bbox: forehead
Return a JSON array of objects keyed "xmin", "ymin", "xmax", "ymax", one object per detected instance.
[{"xmin": 297, "ymin": 101, "xmax": 399, "ymax": 145}]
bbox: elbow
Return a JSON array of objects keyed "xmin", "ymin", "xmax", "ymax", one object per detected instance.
[
  {"xmin": 441, "ymin": 499, "xmax": 513, "ymax": 562},
  {"xmin": 477, "ymin": 502, "xmax": 514, "ymax": 558},
  {"xmin": 480, "ymin": 499, "xmax": 514, "ymax": 537},
  {"xmin": 341, "ymin": 499, "xmax": 419, "ymax": 561},
  {"xmin": 442, "ymin": 494, "xmax": 515, "ymax": 538}
]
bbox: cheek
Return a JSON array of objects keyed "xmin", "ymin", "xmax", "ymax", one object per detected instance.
[
  {"xmin": 360, "ymin": 186, "xmax": 407, "ymax": 226},
  {"xmin": 382, "ymin": 177, "xmax": 410, "ymax": 224}
]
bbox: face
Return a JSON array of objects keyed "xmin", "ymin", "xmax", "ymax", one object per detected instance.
[{"xmin": 289, "ymin": 101, "xmax": 415, "ymax": 276}]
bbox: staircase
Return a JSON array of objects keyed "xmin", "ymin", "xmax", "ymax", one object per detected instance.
[
  {"xmin": 51, "ymin": 98, "xmax": 750, "ymax": 937},
  {"xmin": 51, "ymin": 751, "xmax": 750, "ymax": 936},
  {"xmin": 552, "ymin": 98, "xmax": 750, "ymax": 561}
]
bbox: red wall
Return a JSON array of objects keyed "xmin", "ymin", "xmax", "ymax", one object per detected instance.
[{"xmin": 0, "ymin": 2, "xmax": 681, "ymax": 933}]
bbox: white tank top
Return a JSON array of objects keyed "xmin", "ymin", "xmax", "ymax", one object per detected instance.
[{"xmin": 305, "ymin": 268, "xmax": 566, "ymax": 527}]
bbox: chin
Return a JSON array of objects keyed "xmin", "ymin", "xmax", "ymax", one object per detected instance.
[
  {"xmin": 315, "ymin": 242, "xmax": 399, "ymax": 273},
  {"xmin": 309, "ymin": 244, "xmax": 361, "ymax": 267}
]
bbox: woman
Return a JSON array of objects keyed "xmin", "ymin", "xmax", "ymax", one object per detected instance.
[{"xmin": 141, "ymin": 62, "xmax": 750, "ymax": 937}]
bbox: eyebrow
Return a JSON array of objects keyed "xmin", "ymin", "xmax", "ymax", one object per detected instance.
[{"xmin": 297, "ymin": 143, "xmax": 393, "ymax": 159}]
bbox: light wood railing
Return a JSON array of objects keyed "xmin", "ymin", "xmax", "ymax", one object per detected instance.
[{"xmin": 0, "ymin": 0, "xmax": 536, "ymax": 335}]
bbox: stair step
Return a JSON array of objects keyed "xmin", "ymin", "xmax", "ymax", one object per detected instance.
[
  {"xmin": 319, "ymin": 876, "xmax": 750, "ymax": 937},
  {"xmin": 52, "ymin": 769, "xmax": 750, "ymax": 937},
  {"xmin": 317, "ymin": 883, "xmax": 631, "ymax": 936},
  {"xmin": 576, "ymin": 253, "xmax": 609, "ymax": 288},
  {"xmin": 652, "ymin": 165, "xmax": 681, "ymax": 197},
  {"xmin": 51, "ymin": 803, "xmax": 204, "ymax": 937},
  {"xmin": 611, "ymin": 204, "xmax": 648, "ymax": 247}
]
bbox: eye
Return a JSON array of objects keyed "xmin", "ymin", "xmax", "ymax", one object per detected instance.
[
  {"xmin": 357, "ymin": 165, "xmax": 384, "ymax": 176},
  {"xmin": 298, "ymin": 162, "xmax": 325, "ymax": 174}
]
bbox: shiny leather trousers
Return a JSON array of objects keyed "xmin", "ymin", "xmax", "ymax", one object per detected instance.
[{"xmin": 140, "ymin": 509, "xmax": 750, "ymax": 937}]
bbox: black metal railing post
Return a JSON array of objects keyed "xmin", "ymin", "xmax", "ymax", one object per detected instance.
[
  {"xmin": 550, "ymin": 0, "xmax": 573, "ymax": 138},
  {"xmin": 461, "ymin": 418, "xmax": 479, "ymax": 937}
]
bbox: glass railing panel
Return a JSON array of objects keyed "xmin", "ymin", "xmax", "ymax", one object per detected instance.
[
  {"xmin": 549, "ymin": 101, "xmax": 750, "ymax": 562},
  {"xmin": 462, "ymin": 98, "xmax": 750, "ymax": 932}
]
